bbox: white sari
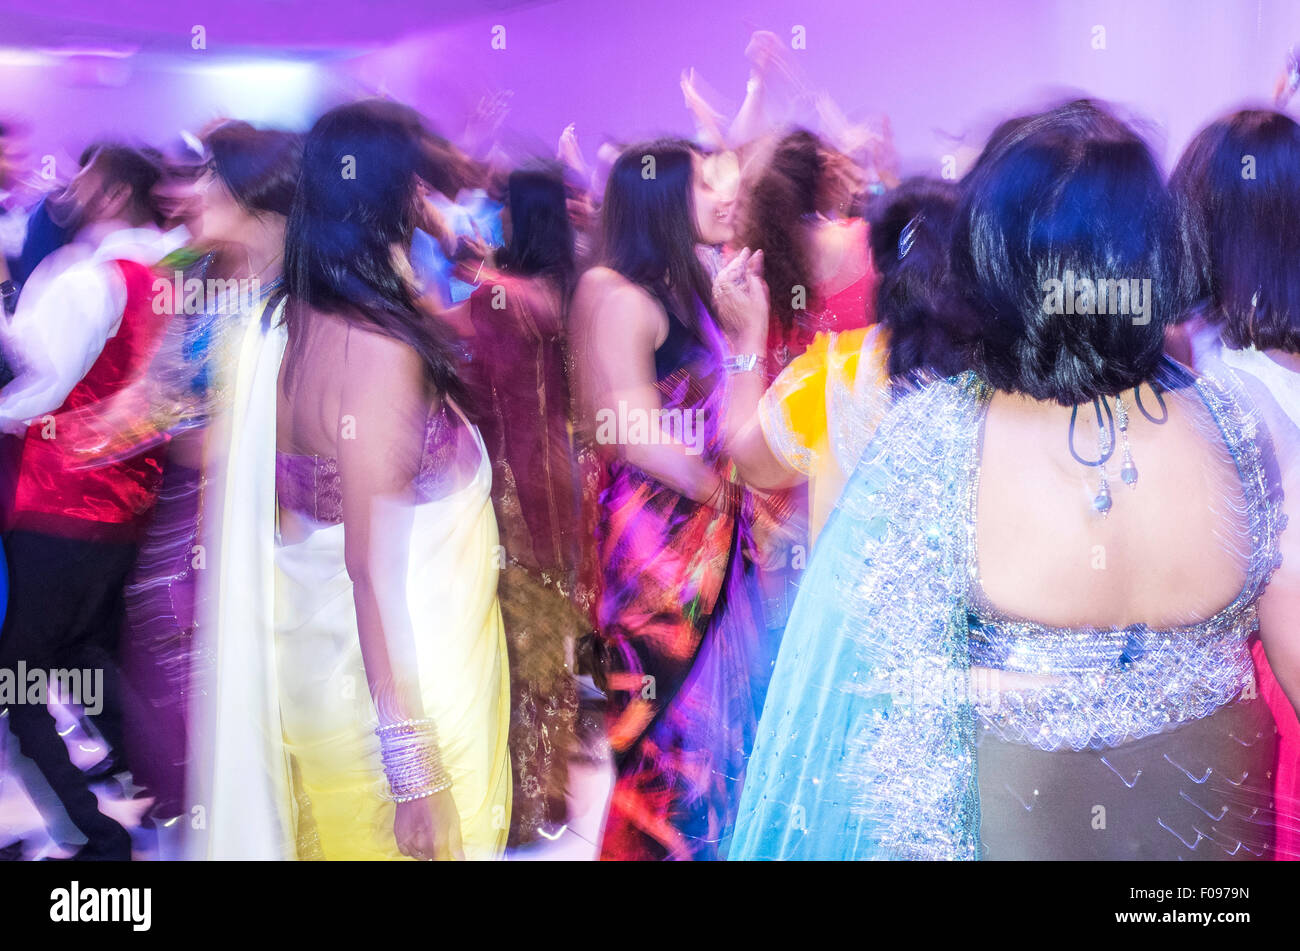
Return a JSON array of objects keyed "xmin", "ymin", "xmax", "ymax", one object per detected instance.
[{"xmin": 187, "ymin": 306, "xmax": 511, "ymax": 860}]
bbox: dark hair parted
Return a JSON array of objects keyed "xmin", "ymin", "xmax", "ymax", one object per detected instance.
[
  {"xmin": 86, "ymin": 144, "xmax": 163, "ymax": 226},
  {"xmin": 599, "ymin": 138, "xmax": 715, "ymax": 330},
  {"xmin": 284, "ymin": 99, "xmax": 464, "ymax": 402},
  {"xmin": 204, "ymin": 122, "xmax": 302, "ymax": 218},
  {"xmin": 737, "ymin": 129, "xmax": 824, "ymax": 331},
  {"xmin": 868, "ymin": 177, "xmax": 978, "ymax": 380},
  {"xmin": 499, "ymin": 165, "xmax": 576, "ymax": 301},
  {"xmin": 1171, "ymin": 109, "xmax": 1300, "ymax": 353},
  {"xmin": 953, "ymin": 100, "xmax": 1178, "ymax": 405}
]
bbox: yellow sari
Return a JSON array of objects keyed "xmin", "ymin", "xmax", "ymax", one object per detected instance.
[{"xmin": 190, "ymin": 308, "xmax": 510, "ymax": 860}]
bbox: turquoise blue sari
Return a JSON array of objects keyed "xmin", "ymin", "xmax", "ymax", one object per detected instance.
[{"xmin": 729, "ymin": 374, "xmax": 988, "ymax": 860}]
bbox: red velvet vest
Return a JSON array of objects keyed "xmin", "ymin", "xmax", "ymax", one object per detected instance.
[{"xmin": 8, "ymin": 259, "xmax": 168, "ymax": 542}]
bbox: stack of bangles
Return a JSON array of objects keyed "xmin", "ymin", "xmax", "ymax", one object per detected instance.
[{"xmin": 375, "ymin": 717, "xmax": 453, "ymax": 803}]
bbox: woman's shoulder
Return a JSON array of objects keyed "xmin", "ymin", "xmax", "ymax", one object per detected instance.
[
  {"xmin": 296, "ymin": 307, "xmax": 427, "ymax": 384},
  {"xmin": 574, "ymin": 267, "xmax": 663, "ymax": 323},
  {"xmin": 574, "ymin": 265, "xmax": 625, "ymax": 293}
]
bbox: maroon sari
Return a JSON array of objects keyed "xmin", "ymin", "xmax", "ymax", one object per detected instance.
[{"xmin": 466, "ymin": 270, "xmax": 585, "ymax": 846}]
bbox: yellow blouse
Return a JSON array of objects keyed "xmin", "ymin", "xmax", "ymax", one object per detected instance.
[{"xmin": 758, "ymin": 324, "xmax": 892, "ymax": 544}]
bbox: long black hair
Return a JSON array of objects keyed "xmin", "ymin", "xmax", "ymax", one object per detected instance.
[
  {"xmin": 498, "ymin": 165, "xmax": 576, "ymax": 301},
  {"xmin": 283, "ymin": 99, "xmax": 464, "ymax": 401},
  {"xmin": 204, "ymin": 121, "xmax": 301, "ymax": 218},
  {"xmin": 1171, "ymin": 109, "xmax": 1300, "ymax": 353},
  {"xmin": 868, "ymin": 177, "xmax": 977, "ymax": 380},
  {"xmin": 599, "ymin": 138, "xmax": 715, "ymax": 330},
  {"xmin": 953, "ymin": 99, "xmax": 1179, "ymax": 405}
]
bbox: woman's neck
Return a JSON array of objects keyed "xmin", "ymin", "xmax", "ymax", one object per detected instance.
[
  {"xmin": 1262, "ymin": 347, "xmax": 1300, "ymax": 375},
  {"xmin": 230, "ymin": 218, "xmax": 285, "ymax": 284}
]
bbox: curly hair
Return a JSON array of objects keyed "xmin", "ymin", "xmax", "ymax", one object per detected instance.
[{"xmin": 737, "ymin": 129, "xmax": 824, "ymax": 332}]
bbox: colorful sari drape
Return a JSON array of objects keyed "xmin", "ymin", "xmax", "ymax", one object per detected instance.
[
  {"xmin": 590, "ymin": 342, "xmax": 772, "ymax": 861},
  {"xmin": 466, "ymin": 271, "xmax": 585, "ymax": 846}
]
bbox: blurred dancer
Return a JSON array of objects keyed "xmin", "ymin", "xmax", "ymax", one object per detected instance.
[
  {"xmin": 193, "ymin": 101, "xmax": 510, "ymax": 860},
  {"xmin": 72, "ymin": 124, "xmax": 298, "ymax": 844},
  {"xmin": 149, "ymin": 132, "xmax": 208, "ymax": 247},
  {"xmin": 0, "ymin": 120, "xmax": 25, "ymax": 311},
  {"xmin": 462, "ymin": 166, "xmax": 586, "ymax": 847},
  {"xmin": 570, "ymin": 140, "xmax": 771, "ymax": 860},
  {"xmin": 727, "ymin": 177, "xmax": 977, "ymax": 544},
  {"xmin": 730, "ymin": 128, "xmax": 876, "ymax": 627},
  {"xmin": 1173, "ymin": 108, "xmax": 1300, "ymax": 859},
  {"xmin": 732, "ymin": 101, "xmax": 1296, "ymax": 860},
  {"xmin": 736, "ymin": 129, "xmax": 875, "ymax": 375},
  {"xmin": 0, "ymin": 144, "xmax": 175, "ymax": 860}
]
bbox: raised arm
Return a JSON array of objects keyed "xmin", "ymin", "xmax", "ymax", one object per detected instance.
[{"xmin": 712, "ymin": 248, "xmax": 802, "ymax": 491}]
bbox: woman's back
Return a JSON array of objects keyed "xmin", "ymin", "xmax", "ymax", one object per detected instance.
[
  {"xmin": 975, "ymin": 376, "xmax": 1251, "ymax": 632},
  {"xmin": 275, "ymin": 306, "xmax": 481, "ymax": 542}
]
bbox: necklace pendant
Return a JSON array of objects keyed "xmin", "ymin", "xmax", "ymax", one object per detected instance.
[
  {"xmin": 1120, "ymin": 459, "xmax": 1139, "ymax": 486},
  {"xmin": 1093, "ymin": 478, "xmax": 1112, "ymax": 516}
]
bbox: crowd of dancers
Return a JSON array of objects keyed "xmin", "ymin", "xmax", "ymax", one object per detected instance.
[{"xmin": 0, "ymin": 33, "xmax": 1299, "ymax": 861}]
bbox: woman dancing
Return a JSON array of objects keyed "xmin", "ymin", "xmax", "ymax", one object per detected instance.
[
  {"xmin": 735, "ymin": 129, "xmax": 875, "ymax": 376},
  {"xmin": 117, "ymin": 123, "xmax": 298, "ymax": 840},
  {"xmin": 192, "ymin": 100, "xmax": 510, "ymax": 860},
  {"xmin": 729, "ymin": 176, "xmax": 976, "ymax": 546},
  {"xmin": 730, "ymin": 100, "xmax": 1298, "ymax": 860},
  {"xmin": 463, "ymin": 166, "xmax": 586, "ymax": 846},
  {"xmin": 570, "ymin": 140, "xmax": 771, "ymax": 860}
]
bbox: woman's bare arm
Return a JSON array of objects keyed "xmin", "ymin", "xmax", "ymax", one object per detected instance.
[{"xmin": 573, "ymin": 271, "xmax": 725, "ymax": 503}]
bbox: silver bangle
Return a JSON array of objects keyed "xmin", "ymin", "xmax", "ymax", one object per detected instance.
[{"xmin": 723, "ymin": 353, "xmax": 765, "ymax": 375}]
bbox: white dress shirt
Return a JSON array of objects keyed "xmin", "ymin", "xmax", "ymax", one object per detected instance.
[
  {"xmin": 0, "ymin": 225, "xmax": 186, "ymax": 433},
  {"xmin": 0, "ymin": 189, "xmax": 29, "ymax": 258}
]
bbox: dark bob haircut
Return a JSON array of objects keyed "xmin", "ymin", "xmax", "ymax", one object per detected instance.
[
  {"xmin": 953, "ymin": 99, "xmax": 1179, "ymax": 405},
  {"xmin": 868, "ymin": 177, "xmax": 977, "ymax": 380},
  {"xmin": 1171, "ymin": 109, "xmax": 1300, "ymax": 353}
]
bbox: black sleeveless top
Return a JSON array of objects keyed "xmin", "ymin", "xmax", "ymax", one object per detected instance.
[{"xmin": 654, "ymin": 307, "xmax": 698, "ymax": 382}]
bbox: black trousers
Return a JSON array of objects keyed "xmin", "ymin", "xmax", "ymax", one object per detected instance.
[{"xmin": 0, "ymin": 529, "xmax": 137, "ymax": 849}]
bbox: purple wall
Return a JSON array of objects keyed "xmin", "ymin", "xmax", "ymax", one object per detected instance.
[
  {"xmin": 340, "ymin": 0, "xmax": 1300, "ymax": 172},
  {"xmin": 4, "ymin": 0, "xmax": 1300, "ymax": 180}
]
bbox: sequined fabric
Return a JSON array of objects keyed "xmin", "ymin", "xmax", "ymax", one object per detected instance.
[
  {"xmin": 731, "ymin": 361, "xmax": 1285, "ymax": 861},
  {"xmin": 275, "ymin": 404, "xmax": 463, "ymax": 524},
  {"xmin": 731, "ymin": 373, "xmax": 989, "ymax": 860},
  {"xmin": 967, "ymin": 364, "xmax": 1285, "ymax": 752}
]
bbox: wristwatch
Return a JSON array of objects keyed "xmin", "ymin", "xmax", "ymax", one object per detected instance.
[{"xmin": 0, "ymin": 279, "xmax": 18, "ymax": 317}]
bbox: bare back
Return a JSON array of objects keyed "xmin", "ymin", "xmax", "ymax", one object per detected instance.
[{"xmin": 974, "ymin": 381, "xmax": 1251, "ymax": 631}]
